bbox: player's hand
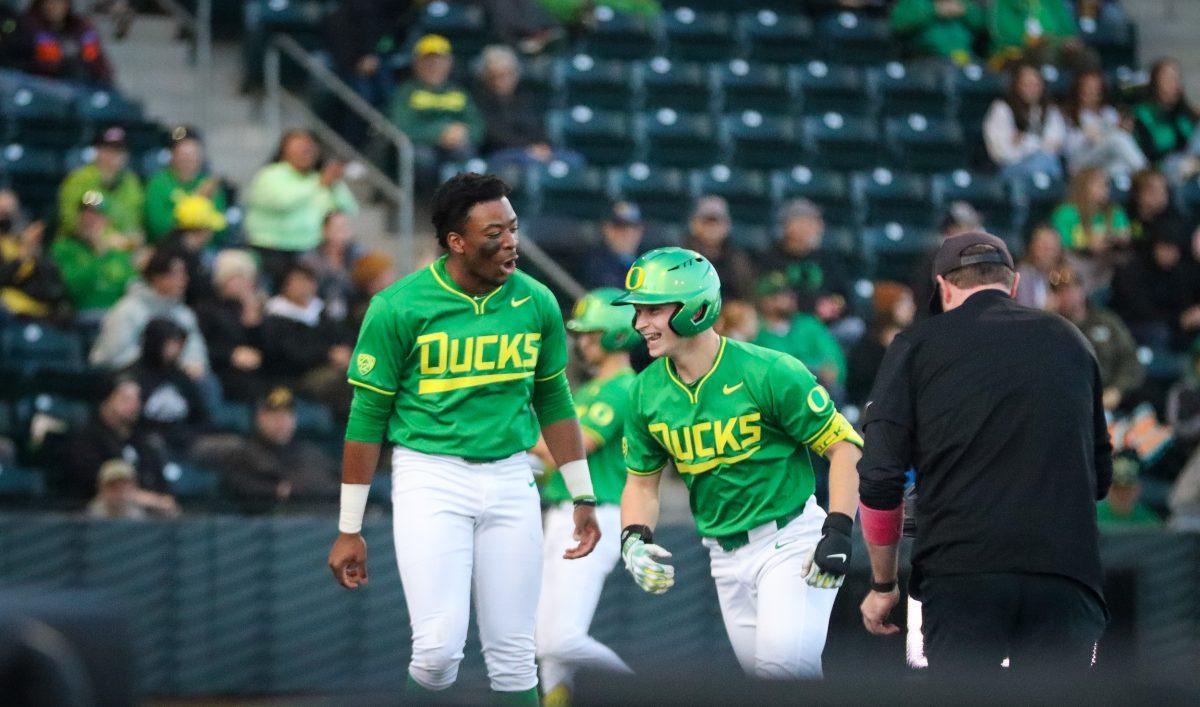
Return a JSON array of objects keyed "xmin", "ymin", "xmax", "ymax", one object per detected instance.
[
  {"xmin": 328, "ymin": 532, "xmax": 369, "ymax": 589},
  {"xmin": 803, "ymin": 512, "xmax": 852, "ymax": 589},
  {"xmin": 861, "ymin": 587, "xmax": 901, "ymax": 636},
  {"xmin": 621, "ymin": 534, "xmax": 674, "ymax": 594},
  {"xmin": 564, "ymin": 504, "xmax": 601, "ymax": 560}
]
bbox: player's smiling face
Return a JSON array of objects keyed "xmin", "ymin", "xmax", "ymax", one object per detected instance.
[
  {"xmin": 633, "ymin": 303, "xmax": 682, "ymax": 359},
  {"xmin": 449, "ymin": 196, "xmax": 520, "ymax": 291}
]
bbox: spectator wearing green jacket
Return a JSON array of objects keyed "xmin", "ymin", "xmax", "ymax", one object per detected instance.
[
  {"xmin": 243, "ymin": 129, "xmax": 358, "ymax": 286},
  {"xmin": 49, "ymin": 191, "xmax": 136, "ymax": 317},
  {"xmin": 890, "ymin": 0, "xmax": 985, "ymax": 66},
  {"xmin": 752, "ymin": 272, "xmax": 847, "ymax": 397},
  {"xmin": 987, "ymin": 0, "xmax": 1092, "ymax": 71},
  {"xmin": 144, "ymin": 126, "xmax": 228, "ymax": 245},
  {"xmin": 387, "ymin": 34, "xmax": 484, "ymax": 185},
  {"xmin": 57, "ymin": 126, "xmax": 144, "ymax": 243},
  {"xmin": 1132, "ymin": 58, "xmax": 1200, "ymax": 185},
  {"xmin": 1051, "ymin": 165, "xmax": 1131, "ymax": 253}
]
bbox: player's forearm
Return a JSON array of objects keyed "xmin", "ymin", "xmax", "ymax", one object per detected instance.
[
  {"xmin": 865, "ymin": 540, "xmax": 900, "ymax": 583},
  {"xmin": 341, "ymin": 440, "xmax": 381, "ymax": 485},
  {"xmin": 621, "ymin": 473, "xmax": 661, "ymax": 529},
  {"xmin": 541, "ymin": 417, "xmax": 586, "ymax": 466},
  {"xmin": 825, "ymin": 440, "xmax": 862, "ymax": 519}
]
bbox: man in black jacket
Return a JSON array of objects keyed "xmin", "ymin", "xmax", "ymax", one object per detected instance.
[{"xmin": 857, "ymin": 232, "xmax": 1111, "ymax": 677}]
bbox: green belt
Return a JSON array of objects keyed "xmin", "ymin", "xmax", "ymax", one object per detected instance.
[{"xmin": 712, "ymin": 505, "xmax": 805, "ymax": 553}]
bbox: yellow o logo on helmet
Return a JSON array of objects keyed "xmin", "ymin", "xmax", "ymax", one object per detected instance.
[
  {"xmin": 625, "ymin": 266, "xmax": 646, "ymax": 291},
  {"xmin": 572, "ymin": 298, "xmax": 589, "ymax": 319}
]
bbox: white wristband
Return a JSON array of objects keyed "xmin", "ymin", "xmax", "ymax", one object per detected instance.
[
  {"xmin": 558, "ymin": 459, "xmax": 595, "ymax": 503},
  {"xmin": 338, "ymin": 483, "xmax": 371, "ymax": 533}
]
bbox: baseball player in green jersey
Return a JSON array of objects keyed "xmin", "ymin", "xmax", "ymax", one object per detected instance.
[
  {"xmin": 616, "ymin": 247, "xmax": 863, "ymax": 679},
  {"xmin": 532, "ymin": 288, "xmax": 637, "ymax": 704},
  {"xmin": 326, "ymin": 173, "xmax": 600, "ymax": 705}
]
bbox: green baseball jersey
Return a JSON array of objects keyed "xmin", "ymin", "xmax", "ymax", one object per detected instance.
[
  {"xmin": 543, "ymin": 367, "xmax": 636, "ymax": 506},
  {"xmin": 347, "ymin": 255, "xmax": 569, "ymax": 460},
  {"xmin": 624, "ymin": 337, "xmax": 862, "ymax": 537}
]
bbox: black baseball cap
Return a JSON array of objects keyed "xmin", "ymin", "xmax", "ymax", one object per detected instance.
[{"xmin": 929, "ymin": 231, "xmax": 1014, "ymax": 314}]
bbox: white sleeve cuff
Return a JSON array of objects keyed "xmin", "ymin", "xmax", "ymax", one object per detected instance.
[
  {"xmin": 558, "ymin": 459, "xmax": 595, "ymax": 503},
  {"xmin": 338, "ymin": 483, "xmax": 371, "ymax": 533}
]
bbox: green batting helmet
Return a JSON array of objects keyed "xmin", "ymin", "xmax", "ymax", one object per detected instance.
[
  {"xmin": 613, "ymin": 247, "xmax": 722, "ymax": 337},
  {"xmin": 567, "ymin": 287, "xmax": 639, "ymax": 351}
]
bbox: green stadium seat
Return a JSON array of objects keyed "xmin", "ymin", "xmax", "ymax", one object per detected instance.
[
  {"xmin": 548, "ymin": 106, "xmax": 636, "ymax": 167},
  {"xmin": 884, "ymin": 114, "xmax": 967, "ymax": 174},
  {"xmin": 772, "ymin": 165, "xmax": 856, "ymax": 228},
  {"xmin": 1178, "ymin": 177, "xmax": 1200, "ymax": 231},
  {"xmin": 792, "ymin": 62, "xmax": 873, "ymax": 118},
  {"xmin": 689, "ymin": 165, "xmax": 773, "ymax": 227},
  {"xmin": 952, "ymin": 63, "xmax": 1004, "ymax": 125},
  {"xmin": 531, "ymin": 162, "xmax": 611, "ymax": 222},
  {"xmin": 609, "ymin": 164, "xmax": 692, "ymax": 224},
  {"xmin": 0, "ymin": 77, "xmax": 83, "ymax": 148},
  {"xmin": 163, "ymin": 461, "xmax": 219, "ymax": 501},
  {"xmin": 75, "ymin": 88, "xmax": 143, "ymax": 125},
  {"xmin": 636, "ymin": 109, "xmax": 720, "ymax": 169},
  {"xmin": 417, "ymin": 1, "xmax": 489, "ymax": 58},
  {"xmin": 1080, "ymin": 16, "xmax": 1138, "ymax": 70},
  {"xmin": 577, "ymin": 6, "xmax": 662, "ymax": 60},
  {"xmin": 801, "ymin": 112, "xmax": 881, "ymax": 171},
  {"xmin": 729, "ymin": 224, "xmax": 771, "ymax": 253},
  {"xmin": 440, "ymin": 158, "xmax": 531, "ymax": 216},
  {"xmin": 636, "ymin": 58, "xmax": 715, "ymax": 114},
  {"xmin": 738, "ymin": 10, "xmax": 817, "ymax": 65},
  {"xmin": 717, "ymin": 60, "xmax": 793, "ymax": 116},
  {"xmin": 0, "ymin": 321, "xmax": 84, "ymax": 374},
  {"xmin": 641, "ymin": 222, "xmax": 687, "ymax": 249},
  {"xmin": 721, "ymin": 111, "xmax": 803, "ymax": 170},
  {"xmin": 0, "ymin": 464, "xmax": 45, "ymax": 501},
  {"xmin": 557, "ymin": 55, "xmax": 635, "ymax": 112},
  {"xmin": 293, "ymin": 398, "xmax": 335, "ymax": 439},
  {"xmin": 870, "ymin": 62, "xmax": 951, "ymax": 119},
  {"xmin": 663, "ymin": 7, "xmax": 738, "ymax": 62},
  {"xmin": 932, "ymin": 170, "xmax": 1020, "ymax": 243},
  {"xmin": 241, "ymin": 0, "xmax": 329, "ymax": 89},
  {"xmin": 209, "ymin": 400, "xmax": 252, "ymax": 435},
  {"xmin": 855, "ymin": 169, "xmax": 934, "ymax": 229},
  {"xmin": 0, "ymin": 143, "xmax": 62, "ymax": 219},
  {"xmin": 1011, "ymin": 170, "xmax": 1067, "ymax": 237},
  {"xmin": 1039, "ymin": 63, "xmax": 1070, "ymax": 101},
  {"xmin": 862, "ymin": 223, "xmax": 941, "ymax": 281},
  {"xmin": 520, "ymin": 55, "xmax": 556, "ymax": 113},
  {"xmin": 16, "ymin": 394, "xmax": 91, "ymax": 433},
  {"xmin": 816, "ymin": 12, "xmax": 898, "ymax": 66}
]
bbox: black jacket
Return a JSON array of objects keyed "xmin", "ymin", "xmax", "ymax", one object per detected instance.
[
  {"xmin": 195, "ymin": 296, "xmax": 266, "ymax": 401},
  {"xmin": 61, "ymin": 419, "xmax": 168, "ymax": 500},
  {"xmin": 474, "ymin": 84, "xmax": 548, "ymax": 153},
  {"xmin": 859, "ymin": 290, "xmax": 1112, "ymax": 600}
]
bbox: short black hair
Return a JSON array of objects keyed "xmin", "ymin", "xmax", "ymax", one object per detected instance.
[
  {"xmin": 944, "ymin": 244, "xmax": 1016, "ymax": 290},
  {"xmin": 431, "ymin": 172, "xmax": 511, "ymax": 249},
  {"xmin": 282, "ymin": 262, "xmax": 318, "ymax": 285},
  {"xmin": 144, "ymin": 247, "xmax": 184, "ymax": 281}
]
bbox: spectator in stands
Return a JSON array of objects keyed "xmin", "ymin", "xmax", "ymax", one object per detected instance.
[
  {"xmin": 535, "ymin": 0, "xmax": 662, "ymax": 30},
  {"xmin": 195, "ymin": 250, "xmax": 266, "ymax": 403},
  {"xmin": 158, "ymin": 195, "xmax": 225, "ymax": 308},
  {"xmin": 1129, "ymin": 169, "xmax": 1190, "ymax": 247},
  {"xmin": 1132, "ymin": 58, "xmax": 1200, "ymax": 185},
  {"xmin": 260, "ymin": 264, "xmax": 353, "ymax": 413},
  {"xmin": 752, "ymin": 271, "xmax": 846, "ymax": 396},
  {"xmin": 0, "ymin": 189, "xmax": 65, "ymax": 320},
  {"xmin": 192, "ymin": 386, "xmax": 339, "ymax": 505},
  {"xmin": 58, "ymin": 126, "xmax": 143, "ymax": 242},
  {"xmin": 1111, "ymin": 228, "xmax": 1200, "ymax": 351},
  {"xmin": 388, "ymin": 35, "xmax": 484, "ymax": 184},
  {"xmin": 714, "ymin": 299, "xmax": 758, "ymax": 342},
  {"xmin": 244, "ymin": 129, "xmax": 359, "ymax": 287},
  {"xmin": 847, "ymin": 281, "xmax": 915, "ymax": 407},
  {"xmin": 307, "ymin": 210, "xmax": 362, "ymax": 324},
  {"xmin": 127, "ymin": 318, "xmax": 208, "ymax": 453},
  {"xmin": 347, "ymin": 251, "xmax": 397, "ymax": 331},
  {"xmin": 1061, "ymin": 69, "xmax": 1147, "ymax": 177},
  {"xmin": 62, "ymin": 375, "xmax": 169, "ymax": 500},
  {"xmin": 326, "ymin": 0, "xmax": 409, "ymax": 109},
  {"xmin": 85, "ymin": 459, "xmax": 179, "ymax": 520},
  {"xmin": 1015, "ymin": 223, "xmax": 1064, "ymax": 310},
  {"xmin": 18, "ymin": 0, "xmax": 113, "ymax": 84},
  {"xmin": 762, "ymin": 199, "xmax": 857, "ymax": 337},
  {"xmin": 1050, "ymin": 265, "xmax": 1143, "ymax": 412},
  {"xmin": 581, "ymin": 201, "xmax": 643, "ymax": 290},
  {"xmin": 143, "ymin": 126, "xmax": 228, "ymax": 245},
  {"xmin": 1096, "ymin": 458, "xmax": 1162, "ymax": 530},
  {"xmin": 89, "ymin": 248, "xmax": 209, "ymax": 377},
  {"xmin": 986, "ymin": 0, "xmax": 1093, "ymax": 71},
  {"xmin": 50, "ymin": 190, "xmax": 136, "ymax": 317},
  {"xmin": 889, "ymin": 0, "xmax": 985, "ymax": 67},
  {"xmin": 683, "ymin": 196, "xmax": 755, "ymax": 300},
  {"xmin": 911, "ymin": 200, "xmax": 983, "ymax": 316},
  {"xmin": 984, "ymin": 62, "xmax": 1066, "ymax": 181},
  {"xmin": 1052, "ymin": 166, "xmax": 1131, "ymax": 254}
]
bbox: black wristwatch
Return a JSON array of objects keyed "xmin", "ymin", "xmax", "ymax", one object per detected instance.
[{"xmin": 870, "ymin": 579, "xmax": 898, "ymax": 593}]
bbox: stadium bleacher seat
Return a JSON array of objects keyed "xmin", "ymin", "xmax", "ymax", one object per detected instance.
[
  {"xmin": 932, "ymin": 170, "xmax": 1021, "ymax": 244},
  {"xmin": 637, "ymin": 109, "xmax": 721, "ymax": 169},
  {"xmin": 738, "ymin": 10, "xmax": 817, "ymax": 65},
  {"xmin": 855, "ymin": 168, "xmax": 935, "ymax": 229},
  {"xmin": 163, "ymin": 461, "xmax": 220, "ymax": 501},
  {"xmin": 801, "ymin": 112, "xmax": 881, "ymax": 171},
  {"xmin": 609, "ymin": 163, "xmax": 692, "ymax": 224},
  {"xmin": 241, "ymin": 0, "xmax": 329, "ymax": 88},
  {"xmin": 636, "ymin": 58, "xmax": 715, "ymax": 114},
  {"xmin": 951, "ymin": 63, "xmax": 1005, "ymax": 125},
  {"xmin": 772, "ymin": 165, "xmax": 856, "ymax": 229},
  {"xmin": 293, "ymin": 398, "xmax": 335, "ymax": 439},
  {"xmin": 1081, "ymin": 15, "xmax": 1138, "ymax": 70},
  {"xmin": 417, "ymin": 0, "xmax": 489, "ymax": 59},
  {"xmin": 520, "ymin": 55, "xmax": 556, "ymax": 113},
  {"xmin": 16, "ymin": 394, "xmax": 91, "ymax": 434},
  {"xmin": 75, "ymin": 88, "xmax": 143, "ymax": 126},
  {"xmin": 721, "ymin": 111, "xmax": 803, "ymax": 170},
  {"xmin": 884, "ymin": 114, "xmax": 967, "ymax": 174},
  {"xmin": 861, "ymin": 222, "xmax": 940, "ymax": 282},
  {"xmin": 663, "ymin": 7, "xmax": 738, "ymax": 62},
  {"xmin": 717, "ymin": 60, "xmax": 792, "ymax": 116},
  {"xmin": 0, "ymin": 143, "xmax": 62, "ymax": 219},
  {"xmin": 1011, "ymin": 170, "xmax": 1067, "ymax": 237},
  {"xmin": 816, "ymin": 12, "xmax": 897, "ymax": 66},
  {"xmin": 1179, "ymin": 177, "xmax": 1200, "ymax": 230},
  {"xmin": 870, "ymin": 62, "xmax": 951, "ymax": 119},
  {"xmin": 531, "ymin": 162, "xmax": 611, "ymax": 222},
  {"xmin": 0, "ymin": 463, "xmax": 45, "ymax": 502},
  {"xmin": 729, "ymin": 224, "xmax": 771, "ymax": 253},
  {"xmin": 557, "ymin": 55, "xmax": 635, "ymax": 112},
  {"xmin": 548, "ymin": 106, "xmax": 636, "ymax": 167},
  {"xmin": 577, "ymin": 6, "xmax": 661, "ymax": 61},
  {"xmin": 689, "ymin": 165, "xmax": 773, "ymax": 227},
  {"xmin": 1039, "ymin": 64, "xmax": 1069, "ymax": 100},
  {"xmin": 0, "ymin": 321, "xmax": 84, "ymax": 374},
  {"xmin": 209, "ymin": 400, "xmax": 253, "ymax": 435},
  {"xmin": 0, "ymin": 75, "xmax": 83, "ymax": 148},
  {"xmin": 792, "ymin": 62, "xmax": 873, "ymax": 118}
]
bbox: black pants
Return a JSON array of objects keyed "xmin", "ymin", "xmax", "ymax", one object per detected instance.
[{"xmin": 921, "ymin": 572, "xmax": 1106, "ymax": 678}]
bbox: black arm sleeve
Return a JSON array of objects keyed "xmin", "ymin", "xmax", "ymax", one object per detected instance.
[
  {"xmin": 858, "ymin": 331, "xmax": 917, "ymax": 510},
  {"xmin": 1092, "ymin": 363, "xmax": 1114, "ymax": 500}
]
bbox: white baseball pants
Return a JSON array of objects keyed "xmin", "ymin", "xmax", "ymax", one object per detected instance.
[
  {"xmin": 391, "ymin": 447, "xmax": 543, "ymax": 692},
  {"xmin": 702, "ymin": 496, "xmax": 840, "ymax": 679},
  {"xmin": 535, "ymin": 501, "xmax": 632, "ymax": 692}
]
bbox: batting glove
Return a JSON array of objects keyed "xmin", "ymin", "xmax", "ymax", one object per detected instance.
[
  {"xmin": 621, "ymin": 525, "xmax": 675, "ymax": 595},
  {"xmin": 803, "ymin": 512, "xmax": 853, "ymax": 589}
]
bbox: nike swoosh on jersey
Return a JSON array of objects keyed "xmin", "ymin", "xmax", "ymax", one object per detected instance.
[
  {"xmin": 829, "ymin": 553, "xmax": 848, "ymax": 561},
  {"xmin": 774, "ymin": 539, "xmax": 797, "ymax": 550},
  {"xmin": 511, "ymin": 296, "xmax": 532, "ymax": 307},
  {"xmin": 722, "ymin": 382, "xmax": 744, "ymax": 395}
]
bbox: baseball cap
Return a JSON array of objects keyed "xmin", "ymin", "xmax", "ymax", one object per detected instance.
[
  {"xmin": 169, "ymin": 124, "xmax": 202, "ymax": 144},
  {"xmin": 607, "ymin": 201, "xmax": 642, "ymax": 226},
  {"xmin": 98, "ymin": 459, "xmax": 136, "ymax": 486},
  {"xmin": 174, "ymin": 194, "xmax": 226, "ymax": 231},
  {"xmin": 928, "ymin": 231, "xmax": 1015, "ymax": 314},
  {"xmin": 79, "ymin": 190, "xmax": 108, "ymax": 213},
  {"xmin": 414, "ymin": 34, "xmax": 452, "ymax": 57},
  {"xmin": 95, "ymin": 125, "xmax": 128, "ymax": 149},
  {"xmin": 692, "ymin": 195, "xmax": 730, "ymax": 221},
  {"xmin": 258, "ymin": 386, "xmax": 295, "ymax": 412},
  {"xmin": 753, "ymin": 270, "xmax": 792, "ymax": 299}
]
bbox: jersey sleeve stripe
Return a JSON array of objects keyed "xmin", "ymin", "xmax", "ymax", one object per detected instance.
[
  {"xmin": 347, "ymin": 378, "xmax": 397, "ymax": 396},
  {"xmin": 535, "ymin": 368, "xmax": 567, "ymax": 383},
  {"xmin": 627, "ymin": 465, "xmax": 665, "ymax": 477}
]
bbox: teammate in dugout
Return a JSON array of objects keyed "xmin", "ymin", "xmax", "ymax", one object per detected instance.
[
  {"xmin": 616, "ymin": 247, "xmax": 864, "ymax": 679},
  {"xmin": 531, "ymin": 288, "xmax": 637, "ymax": 703},
  {"xmin": 326, "ymin": 173, "xmax": 601, "ymax": 705}
]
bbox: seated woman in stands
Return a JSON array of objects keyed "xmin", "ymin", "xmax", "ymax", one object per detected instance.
[{"xmin": 984, "ymin": 62, "xmax": 1066, "ymax": 181}]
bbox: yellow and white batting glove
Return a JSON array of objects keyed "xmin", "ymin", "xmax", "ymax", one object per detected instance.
[
  {"xmin": 620, "ymin": 525, "xmax": 674, "ymax": 595},
  {"xmin": 802, "ymin": 512, "xmax": 854, "ymax": 589}
]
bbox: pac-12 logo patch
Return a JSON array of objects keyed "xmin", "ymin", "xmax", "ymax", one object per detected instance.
[{"xmin": 356, "ymin": 353, "xmax": 377, "ymax": 376}]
